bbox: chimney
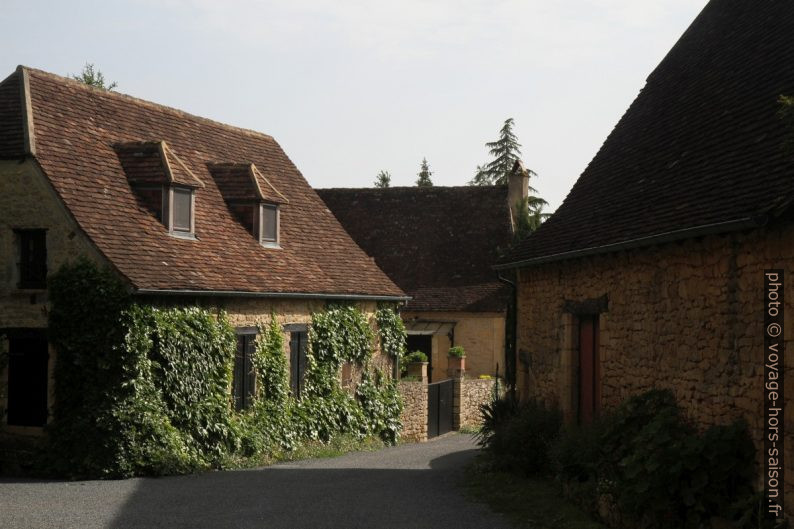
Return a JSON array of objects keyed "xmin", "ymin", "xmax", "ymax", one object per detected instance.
[{"xmin": 507, "ymin": 159, "xmax": 529, "ymax": 232}]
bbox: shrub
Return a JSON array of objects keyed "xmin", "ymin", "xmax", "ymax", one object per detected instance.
[
  {"xmin": 477, "ymin": 396, "xmax": 561, "ymax": 476},
  {"xmin": 448, "ymin": 346, "xmax": 466, "ymax": 358},
  {"xmin": 404, "ymin": 350, "xmax": 428, "ymax": 363},
  {"xmin": 553, "ymin": 389, "xmax": 759, "ymax": 529}
]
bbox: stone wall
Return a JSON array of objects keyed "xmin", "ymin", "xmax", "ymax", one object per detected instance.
[
  {"xmin": 455, "ymin": 377, "xmax": 502, "ymax": 430},
  {"xmin": 402, "ymin": 310, "xmax": 505, "ymax": 382},
  {"xmin": 514, "ymin": 222, "xmax": 794, "ymax": 512},
  {"xmin": 0, "ymin": 160, "xmax": 107, "ymax": 436},
  {"xmin": 398, "ymin": 380, "xmax": 428, "ymax": 442}
]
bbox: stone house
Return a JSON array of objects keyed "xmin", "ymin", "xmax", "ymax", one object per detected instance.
[
  {"xmin": 318, "ymin": 171, "xmax": 528, "ymax": 381},
  {"xmin": 0, "ymin": 66, "xmax": 406, "ymax": 436},
  {"xmin": 495, "ymin": 0, "xmax": 794, "ymax": 512}
]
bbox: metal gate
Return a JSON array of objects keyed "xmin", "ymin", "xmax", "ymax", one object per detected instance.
[{"xmin": 427, "ymin": 379, "xmax": 453, "ymax": 438}]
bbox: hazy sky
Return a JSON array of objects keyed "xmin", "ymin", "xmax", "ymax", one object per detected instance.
[{"xmin": 2, "ymin": 0, "xmax": 707, "ymax": 211}]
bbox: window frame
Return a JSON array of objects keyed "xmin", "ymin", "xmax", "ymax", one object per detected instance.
[
  {"xmin": 165, "ymin": 185, "xmax": 196, "ymax": 237},
  {"xmin": 258, "ymin": 203, "xmax": 280, "ymax": 247},
  {"xmin": 15, "ymin": 229, "xmax": 48, "ymax": 290},
  {"xmin": 232, "ymin": 328, "xmax": 258, "ymax": 412}
]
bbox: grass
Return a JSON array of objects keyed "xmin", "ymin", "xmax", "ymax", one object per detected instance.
[{"xmin": 463, "ymin": 455, "xmax": 605, "ymax": 529}]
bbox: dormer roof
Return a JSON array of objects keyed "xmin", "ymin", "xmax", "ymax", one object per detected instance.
[
  {"xmin": 116, "ymin": 141, "xmax": 204, "ymax": 188},
  {"xmin": 208, "ymin": 162, "xmax": 288, "ymax": 204}
]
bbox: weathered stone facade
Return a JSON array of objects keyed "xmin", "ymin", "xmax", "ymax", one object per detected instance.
[
  {"xmin": 515, "ymin": 222, "xmax": 794, "ymax": 511},
  {"xmin": 454, "ymin": 377, "xmax": 501, "ymax": 430},
  {"xmin": 403, "ymin": 310, "xmax": 505, "ymax": 382},
  {"xmin": 398, "ymin": 380, "xmax": 428, "ymax": 442}
]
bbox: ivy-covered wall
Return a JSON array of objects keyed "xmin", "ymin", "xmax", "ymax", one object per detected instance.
[{"xmin": 39, "ymin": 259, "xmax": 406, "ymax": 478}]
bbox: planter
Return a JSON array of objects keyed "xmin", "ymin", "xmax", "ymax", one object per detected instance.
[
  {"xmin": 447, "ymin": 355, "xmax": 465, "ymax": 378},
  {"xmin": 405, "ymin": 361, "xmax": 428, "ymax": 381}
]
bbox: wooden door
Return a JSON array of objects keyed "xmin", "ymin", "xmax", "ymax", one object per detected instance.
[
  {"xmin": 7, "ymin": 331, "xmax": 49, "ymax": 426},
  {"xmin": 578, "ymin": 316, "xmax": 600, "ymax": 424},
  {"xmin": 290, "ymin": 331, "xmax": 308, "ymax": 399}
]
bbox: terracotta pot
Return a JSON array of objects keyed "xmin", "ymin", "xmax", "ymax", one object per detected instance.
[{"xmin": 406, "ymin": 361, "xmax": 428, "ymax": 381}]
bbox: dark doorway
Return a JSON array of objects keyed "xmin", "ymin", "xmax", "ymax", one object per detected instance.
[
  {"xmin": 290, "ymin": 331, "xmax": 308, "ymax": 399},
  {"xmin": 577, "ymin": 315, "xmax": 600, "ymax": 425},
  {"xmin": 427, "ymin": 379, "xmax": 453, "ymax": 438},
  {"xmin": 233, "ymin": 332, "xmax": 256, "ymax": 411},
  {"xmin": 406, "ymin": 334, "xmax": 432, "ymax": 381},
  {"xmin": 7, "ymin": 330, "xmax": 49, "ymax": 426}
]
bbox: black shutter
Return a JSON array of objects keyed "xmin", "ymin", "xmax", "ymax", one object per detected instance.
[
  {"xmin": 244, "ymin": 335, "xmax": 256, "ymax": 407},
  {"xmin": 18, "ymin": 230, "xmax": 47, "ymax": 289}
]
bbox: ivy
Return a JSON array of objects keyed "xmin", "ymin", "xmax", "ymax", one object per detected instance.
[
  {"xmin": 375, "ymin": 307, "xmax": 407, "ymax": 364},
  {"xmin": 44, "ymin": 260, "xmax": 404, "ymax": 478}
]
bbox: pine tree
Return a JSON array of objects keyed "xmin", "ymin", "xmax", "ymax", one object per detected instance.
[
  {"xmin": 374, "ymin": 170, "xmax": 392, "ymax": 188},
  {"xmin": 416, "ymin": 158, "xmax": 433, "ymax": 187},
  {"xmin": 471, "ymin": 118, "xmax": 524, "ymax": 185},
  {"xmin": 70, "ymin": 63, "xmax": 117, "ymax": 91}
]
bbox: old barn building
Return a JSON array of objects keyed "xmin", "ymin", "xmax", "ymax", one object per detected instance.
[
  {"xmin": 318, "ymin": 170, "xmax": 528, "ymax": 381},
  {"xmin": 496, "ymin": 0, "xmax": 794, "ymax": 511}
]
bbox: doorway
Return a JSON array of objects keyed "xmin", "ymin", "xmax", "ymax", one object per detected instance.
[
  {"xmin": 577, "ymin": 315, "xmax": 600, "ymax": 425},
  {"xmin": 6, "ymin": 330, "xmax": 49, "ymax": 426},
  {"xmin": 406, "ymin": 334, "xmax": 432, "ymax": 381}
]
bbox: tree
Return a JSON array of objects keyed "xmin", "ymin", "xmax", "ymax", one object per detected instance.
[
  {"xmin": 514, "ymin": 196, "xmax": 551, "ymax": 241},
  {"xmin": 471, "ymin": 118, "xmax": 528, "ymax": 186},
  {"xmin": 416, "ymin": 158, "xmax": 433, "ymax": 187},
  {"xmin": 374, "ymin": 170, "xmax": 391, "ymax": 188},
  {"xmin": 70, "ymin": 63, "xmax": 117, "ymax": 91}
]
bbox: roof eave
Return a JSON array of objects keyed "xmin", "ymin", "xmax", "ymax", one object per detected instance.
[
  {"xmin": 494, "ymin": 216, "xmax": 768, "ymax": 270},
  {"xmin": 134, "ymin": 288, "xmax": 410, "ymax": 302}
]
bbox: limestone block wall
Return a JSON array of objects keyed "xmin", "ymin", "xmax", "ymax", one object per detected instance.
[
  {"xmin": 402, "ymin": 311, "xmax": 505, "ymax": 382},
  {"xmin": 514, "ymin": 222, "xmax": 794, "ymax": 512},
  {"xmin": 455, "ymin": 377, "xmax": 503, "ymax": 430},
  {"xmin": 0, "ymin": 160, "xmax": 107, "ymax": 435},
  {"xmin": 398, "ymin": 380, "xmax": 428, "ymax": 442}
]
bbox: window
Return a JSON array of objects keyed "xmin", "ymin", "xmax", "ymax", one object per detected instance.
[
  {"xmin": 232, "ymin": 331, "xmax": 257, "ymax": 411},
  {"xmin": 260, "ymin": 204, "xmax": 279, "ymax": 246},
  {"xmin": 171, "ymin": 187, "xmax": 193, "ymax": 233},
  {"xmin": 6, "ymin": 330, "xmax": 49, "ymax": 427},
  {"xmin": 289, "ymin": 330, "xmax": 308, "ymax": 399},
  {"xmin": 16, "ymin": 230, "xmax": 47, "ymax": 289}
]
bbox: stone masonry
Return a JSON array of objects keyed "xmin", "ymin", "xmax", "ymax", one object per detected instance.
[{"xmin": 515, "ymin": 222, "xmax": 794, "ymax": 512}]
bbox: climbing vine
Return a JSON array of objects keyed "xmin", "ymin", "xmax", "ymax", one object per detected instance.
[
  {"xmin": 44, "ymin": 260, "xmax": 404, "ymax": 478},
  {"xmin": 375, "ymin": 306, "xmax": 407, "ymax": 362}
]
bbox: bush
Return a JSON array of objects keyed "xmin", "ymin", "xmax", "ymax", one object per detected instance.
[
  {"xmin": 404, "ymin": 350, "xmax": 428, "ymax": 363},
  {"xmin": 448, "ymin": 346, "xmax": 466, "ymax": 358},
  {"xmin": 477, "ymin": 396, "xmax": 562, "ymax": 476},
  {"xmin": 553, "ymin": 389, "xmax": 759, "ymax": 529}
]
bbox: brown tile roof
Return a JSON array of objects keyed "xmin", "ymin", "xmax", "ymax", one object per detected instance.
[
  {"xmin": 0, "ymin": 70, "xmax": 25, "ymax": 159},
  {"xmin": 208, "ymin": 163, "xmax": 287, "ymax": 204},
  {"xmin": 0, "ymin": 66, "xmax": 405, "ymax": 299},
  {"xmin": 316, "ymin": 186, "xmax": 512, "ymax": 312},
  {"xmin": 499, "ymin": 0, "xmax": 794, "ymax": 268}
]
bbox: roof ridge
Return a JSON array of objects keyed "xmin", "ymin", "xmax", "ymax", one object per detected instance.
[
  {"xmin": 318, "ymin": 185, "xmax": 507, "ymax": 191},
  {"xmin": 18, "ymin": 65, "xmax": 276, "ymax": 143}
]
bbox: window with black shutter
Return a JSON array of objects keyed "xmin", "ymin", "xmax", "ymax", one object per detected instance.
[
  {"xmin": 232, "ymin": 331, "xmax": 257, "ymax": 411},
  {"xmin": 289, "ymin": 330, "xmax": 308, "ymax": 399},
  {"xmin": 16, "ymin": 230, "xmax": 47, "ymax": 289}
]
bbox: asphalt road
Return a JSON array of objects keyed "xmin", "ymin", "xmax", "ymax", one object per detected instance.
[{"xmin": 0, "ymin": 434, "xmax": 512, "ymax": 529}]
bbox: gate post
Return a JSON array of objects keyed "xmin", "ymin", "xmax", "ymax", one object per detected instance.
[{"xmin": 452, "ymin": 374, "xmax": 464, "ymax": 431}]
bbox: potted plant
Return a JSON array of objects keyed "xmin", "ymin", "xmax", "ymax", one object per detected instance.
[
  {"xmin": 402, "ymin": 350, "xmax": 429, "ymax": 380},
  {"xmin": 447, "ymin": 345, "xmax": 466, "ymax": 376}
]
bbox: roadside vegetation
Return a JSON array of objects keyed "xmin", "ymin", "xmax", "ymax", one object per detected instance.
[{"xmin": 468, "ymin": 389, "xmax": 782, "ymax": 529}]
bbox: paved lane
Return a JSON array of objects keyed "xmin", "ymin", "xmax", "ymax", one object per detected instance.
[{"xmin": 0, "ymin": 434, "xmax": 512, "ymax": 529}]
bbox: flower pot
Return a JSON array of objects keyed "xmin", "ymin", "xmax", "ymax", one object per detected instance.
[{"xmin": 406, "ymin": 361, "xmax": 428, "ymax": 381}]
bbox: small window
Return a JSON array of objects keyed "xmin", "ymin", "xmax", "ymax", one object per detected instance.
[
  {"xmin": 16, "ymin": 230, "xmax": 47, "ymax": 289},
  {"xmin": 232, "ymin": 332, "xmax": 257, "ymax": 411},
  {"xmin": 172, "ymin": 187, "xmax": 193, "ymax": 233},
  {"xmin": 289, "ymin": 330, "xmax": 308, "ymax": 399},
  {"xmin": 260, "ymin": 204, "xmax": 279, "ymax": 245}
]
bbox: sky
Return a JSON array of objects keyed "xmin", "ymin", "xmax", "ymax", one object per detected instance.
[{"xmin": 2, "ymin": 0, "xmax": 708, "ymax": 212}]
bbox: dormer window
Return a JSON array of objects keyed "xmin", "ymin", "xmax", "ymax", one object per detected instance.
[
  {"xmin": 208, "ymin": 162, "xmax": 288, "ymax": 249},
  {"xmin": 115, "ymin": 141, "xmax": 204, "ymax": 239},
  {"xmin": 259, "ymin": 203, "xmax": 279, "ymax": 246},
  {"xmin": 168, "ymin": 186, "xmax": 195, "ymax": 235}
]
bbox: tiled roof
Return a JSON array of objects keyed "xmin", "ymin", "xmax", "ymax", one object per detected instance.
[
  {"xmin": 0, "ymin": 66, "xmax": 405, "ymax": 299},
  {"xmin": 208, "ymin": 163, "xmax": 287, "ymax": 204},
  {"xmin": 317, "ymin": 187, "xmax": 512, "ymax": 312},
  {"xmin": 499, "ymin": 0, "xmax": 794, "ymax": 267}
]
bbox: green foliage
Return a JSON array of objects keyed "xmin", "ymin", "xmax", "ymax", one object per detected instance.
[
  {"xmin": 471, "ymin": 118, "xmax": 527, "ymax": 186},
  {"xmin": 374, "ymin": 170, "xmax": 392, "ymax": 188},
  {"xmin": 477, "ymin": 396, "xmax": 561, "ymax": 476},
  {"xmin": 553, "ymin": 389, "xmax": 759, "ymax": 529},
  {"xmin": 309, "ymin": 306, "xmax": 373, "ymax": 367},
  {"xmin": 45, "ymin": 260, "xmax": 403, "ymax": 478},
  {"xmin": 375, "ymin": 307, "xmax": 406, "ymax": 361},
  {"xmin": 514, "ymin": 196, "xmax": 551, "ymax": 241},
  {"xmin": 448, "ymin": 345, "xmax": 466, "ymax": 358},
  {"xmin": 70, "ymin": 63, "xmax": 117, "ymax": 90},
  {"xmin": 356, "ymin": 369, "xmax": 403, "ymax": 444},
  {"xmin": 416, "ymin": 157, "xmax": 433, "ymax": 187},
  {"xmin": 404, "ymin": 350, "xmax": 428, "ymax": 364}
]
